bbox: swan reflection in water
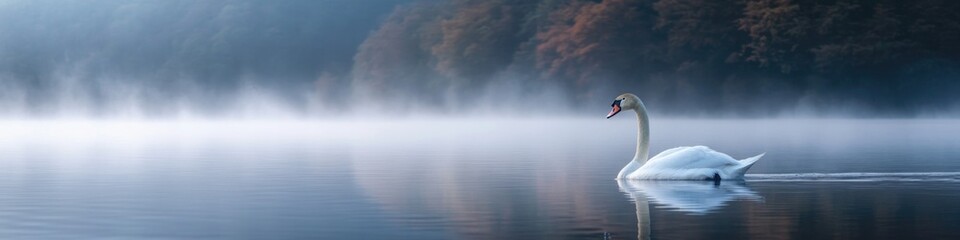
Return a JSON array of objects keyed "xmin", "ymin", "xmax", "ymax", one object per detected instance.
[{"xmin": 617, "ymin": 180, "xmax": 762, "ymax": 240}]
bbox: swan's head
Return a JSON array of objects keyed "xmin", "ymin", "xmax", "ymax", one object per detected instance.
[{"xmin": 606, "ymin": 93, "xmax": 641, "ymax": 119}]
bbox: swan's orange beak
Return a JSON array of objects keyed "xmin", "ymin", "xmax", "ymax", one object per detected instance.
[{"xmin": 606, "ymin": 99, "xmax": 622, "ymax": 119}]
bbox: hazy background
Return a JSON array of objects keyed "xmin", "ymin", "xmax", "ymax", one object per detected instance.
[{"xmin": 1, "ymin": 0, "xmax": 959, "ymax": 118}]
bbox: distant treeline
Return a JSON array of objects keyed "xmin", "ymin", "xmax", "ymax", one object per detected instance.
[
  {"xmin": 1, "ymin": 0, "xmax": 958, "ymax": 116},
  {"xmin": 351, "ymin": 0, "xmax": 960, "ymax": 115}
]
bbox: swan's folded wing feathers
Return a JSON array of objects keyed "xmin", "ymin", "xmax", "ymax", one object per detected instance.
[
  {"xmin": 649, "ymin": 146, "xmax": 692, "ymax": 160},
  {"xmin": 646, "ymin": 146, "xmax": 739, "ymax": 169}
]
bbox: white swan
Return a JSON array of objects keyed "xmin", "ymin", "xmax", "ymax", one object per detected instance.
[{"xmin": 607, "ymin": 93, "xmax": 764, "ymax": 180}]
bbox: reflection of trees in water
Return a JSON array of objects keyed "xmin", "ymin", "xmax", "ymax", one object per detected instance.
[
  {"xmin": 350, "ymin": 129, "xmax": 637, "ymax": 239},
  {"xmin": 346, "ymin": 122, "xmax": 960, "ymax": 239},
  {"xmin": 349, "ymin": 131, "xmax": 767, "ymax": 239}
]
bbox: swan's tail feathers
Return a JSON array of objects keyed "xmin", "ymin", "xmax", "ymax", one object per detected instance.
[{"xmin": 732, "ymin": 153, "xmax": 764, "ymax": 177}]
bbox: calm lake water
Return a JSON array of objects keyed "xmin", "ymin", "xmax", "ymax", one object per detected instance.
[{"xmin": 1, "ymin": 118, "xmax": 959, "ymax": 239}]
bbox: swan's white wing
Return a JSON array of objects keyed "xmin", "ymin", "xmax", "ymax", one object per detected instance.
[
  {"xmin": 644, "ymin": 146, "xmax": 739, "ymax": 170},
  {"xmin": 648, "ymin": 146, "xmax": 688, "ymax": 160},
  {"xmin": 626, "ymin": 146, "xmax": 746, "ymax": 180}
]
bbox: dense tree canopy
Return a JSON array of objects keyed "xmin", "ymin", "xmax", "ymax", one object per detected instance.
[{"xmin": 354, "ymin": 0, "xmax": 960, "ymax": 115}]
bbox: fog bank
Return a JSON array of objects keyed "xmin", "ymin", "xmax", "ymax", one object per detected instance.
[{"xmin": 1, "ymin": 0, "xmax": 959, "ymax": 118}]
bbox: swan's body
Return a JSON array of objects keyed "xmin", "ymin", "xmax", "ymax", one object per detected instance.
[
  {"xmin": 608, "ymin": 93, "xmax": 763, "ymax": 180},
  {"xmin": 619, "ymin": 146, "xmax": 763, "ymax": 180}
]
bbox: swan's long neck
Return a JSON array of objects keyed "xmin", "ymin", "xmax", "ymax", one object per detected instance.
[
  {"xmin": 616, "ymin": 101, "xmax": 651, "ymax": 179},
  {"xmin": 633, "ymin": 102, "xmax": 650, "ymax": 163}
]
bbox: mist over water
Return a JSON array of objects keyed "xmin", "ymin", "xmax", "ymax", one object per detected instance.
[
  {"xmin": 3, "ymin": 1, "xmax": 960, "ymax": 239},
  {"xmin": 1, "ymin": 0, "xmax": 959, "ymax": 118},
  {"xmin": 0, "ymin": 0, "xmax": 400, "ymax": 118}
]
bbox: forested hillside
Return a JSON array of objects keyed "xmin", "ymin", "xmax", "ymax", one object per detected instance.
[
  {"xmin": 353, "ymin": 0, "xmax": 960, "ymax": 115},
  {"xmin": 1, "ymin": 0, "xmax": 958, "ymax": 116}
]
